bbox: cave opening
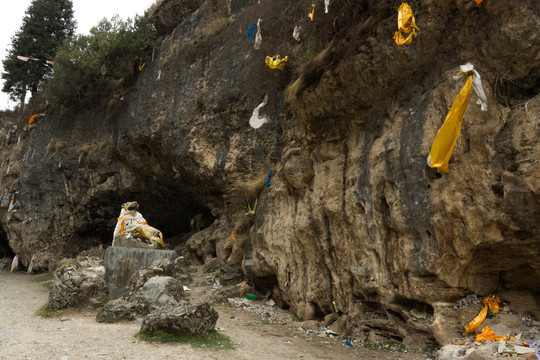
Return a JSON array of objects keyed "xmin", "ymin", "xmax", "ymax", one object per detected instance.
[
  {"xmin": 0, "ymin": 225, "xmax": 14, "ymax": 258},
  {"xmin": 75, "ymin": 185, "xmax": 216, "ymax": 254}
]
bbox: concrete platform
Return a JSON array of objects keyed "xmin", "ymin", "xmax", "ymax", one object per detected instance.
[{"xmin": 104, "ymin": 246, "xmax": 177, "ymax": 298}]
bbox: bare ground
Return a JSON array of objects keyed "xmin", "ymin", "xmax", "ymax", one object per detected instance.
[{"xmin": 0, "ymin": 269, "xmax": 426, "ymax": 360}]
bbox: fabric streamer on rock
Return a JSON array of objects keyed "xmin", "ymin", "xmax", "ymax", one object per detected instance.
[
  {"xmin": 427, "ymin": 63, "xmax": 487, "ymax": 173},
  {"xmin": 265, "ymin": 170, "xmax": 273, "ymax": 187},
  {"xmin": 293, "ymin": 25, "xmax": 301, "ymax": 41},
  {"xmin": 254, "ymin": 18, "xmax": 262, "ymax": 49},
  {"xmin": 265, "ymin": 55, "xmax": 288, "ymax": 70},
  {"xmin": 28, "ymin": 114, "xmax": 41, "ymax": 124},
  {"xmin": 308, "ymin": 3, "xmax": 315, "ymax": 21},
  {"xmin": 11, "ymin": 255, "xmax": 18, "ymax": 272},
  {"xmin": 249, "ymin": 95, "xmax": 269, "ymax": 129},
  {"xmin": 393, "ymin": 3, "xmax": 419, "ymax": 46},
  {"xmin": 247, "ymin": 23, "xmax": 256, "ymax": 39}
]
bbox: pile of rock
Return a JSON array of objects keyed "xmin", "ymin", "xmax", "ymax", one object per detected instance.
[
  {"xmin": 97, "ymin": 259, "xmax": 185, "ymax": 321},
  {"xmin": 47, "ymin": 256, "xmax": 106, "ymax": 311},
  {"xmin": 97, "ymin": 258, "xmax": 219, "ymax": 336}
]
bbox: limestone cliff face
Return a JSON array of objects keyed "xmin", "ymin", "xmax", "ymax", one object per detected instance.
[{"xmin": 0, "ymin": 0, "xmax": 539, "ymax": 346}]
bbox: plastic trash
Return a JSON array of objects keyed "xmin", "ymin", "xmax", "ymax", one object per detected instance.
[
  {"xmin": 293, "ymin": 25, "xmax": 301, "ymax": 41},
  {"xmin": 475, "ymin": 0, "xmax": 483, "ymax": 3},
  {"xmin": 325, "ymin": 0, "xmax": 330, "ymax": 13},
  {"xmin": 427, "ymin": 63, "xmax": 486, "ymax": 173},
  {"xmin": 254, "ymin": 18, "xmax": 262, "ymax": 49},
  {"xmin": 249, "ymin": 95, "xmax": 269, "ymax": 129},
  {"xmin": 265, "ymin": 55, "xmax": 288, "ymax": 70},
  {"xmin": 246, "ymin": 294, "xmax": 258, "ymax": 300},
  {"xmin": 10, "ymin": 255, "xmax": 18, "ymax": 272},
  {"xmin": 308, "ymin": 3, "xmax": 315, "ymax": 21},
  {"xmin": 345, "ymin": 339, "xmax": 353, "ymax": 347},
  {"xmin": 393, "ymin": 3, "xmax": 419, "ymax": 46}
]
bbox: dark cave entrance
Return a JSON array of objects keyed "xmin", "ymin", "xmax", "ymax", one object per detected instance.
[
  {"xmin": 0, "ymin": 225, "xmax": 14, "ymax": 258},
  {"xmin": 76, "ymin": 184, "xmax": 216, "ymax": 254}
]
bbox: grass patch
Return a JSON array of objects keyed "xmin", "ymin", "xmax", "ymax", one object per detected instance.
[
  {"xmin": 35, "ymin": 303, "xmax": 62, "ymax": 318},
  {"xmin": 97, "ymin": 318, "xmax": 121, "ymax": 323},
  {"xmin": 34, "ymin": 273, "xmax": 54, "ymax": 289},
  {"xmin": 34, "ymin": 273, "xmax": 54, "ymax": 282},
  {"xmin": 135, "ymin": 330, "xmax": 234, "ymax": 350}
]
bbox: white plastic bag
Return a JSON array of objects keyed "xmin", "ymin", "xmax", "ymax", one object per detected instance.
[
  {"xmin": 254, "ymin": 18, "xmax": 262, "ymax": 50},
  {"xmin": 453, "ymin": 63, "xmax": 488, "ymax": 111},
  {"xmin": 325, "ymin": 0, "xmax": 330, "ymax": 13},
  {"xmin": 249, "ymin": 95, "xmax": 270, "ymax": 129}
]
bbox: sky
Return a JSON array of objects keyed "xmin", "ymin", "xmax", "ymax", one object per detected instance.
[{"xmin": 0, "ymin": 0, "xmax": 155, "ymax": 110}]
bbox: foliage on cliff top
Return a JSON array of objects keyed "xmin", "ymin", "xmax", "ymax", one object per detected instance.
[{"xmin": 44, "ymin": 13, "xmax": 156, "ymax": 114}]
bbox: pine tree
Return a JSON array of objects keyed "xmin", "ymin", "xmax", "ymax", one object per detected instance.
[{"xmin": 2, "ymin": 0, "xmax": 75, "ymax": 111}]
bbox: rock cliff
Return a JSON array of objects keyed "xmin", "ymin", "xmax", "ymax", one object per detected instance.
[{"xmin": 0, "ymin": 0, "xmax": 538, "ymax": 347}]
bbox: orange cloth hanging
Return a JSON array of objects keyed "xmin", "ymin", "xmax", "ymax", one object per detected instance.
[
  {"xmin": 475, "ymin": 326, "xmax": 529, "ymax": 346},
  {"xmin": 28, "ymin": 114, "xmax": 41, "ymax": 124}
]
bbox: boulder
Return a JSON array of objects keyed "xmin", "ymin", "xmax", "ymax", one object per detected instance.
[
  {"xmin": 96, "ymin": 299, "xmax": 139, "ymax": 322},
  {"xmin": 219, "ymin": 264, "xmax": 243, "ymax": 286},
  {"xmin": 131, "ymin": 276, "xmax": 184, "ymax": 311},
  {"xmin": 436, "ymin": 342, "xmax": 499, "ymax": 360},
  {"xmin": 214, "ymin": 280, "xmax": 251, "ymax": 300},
  {"xmin": 97, "ymin": 259, "xmax": 184, "ymax": 321},
  {"xmin": 0, "ymin": 257, "xmax": 12, "ymax": 271},
  {"xmin": 48, "ymin": 257, "xmax": 106, "ymax": 311},
  {"xmin": 140, "ymin": 300, "xmax": 219, "ymax": 336},
  {"xmin": 151, "ymin": 0, "xmax": 203, "ymax": 35},
  {"xmin": 104, "ymin": 247, "xmax": 177, "ymax": 298}
]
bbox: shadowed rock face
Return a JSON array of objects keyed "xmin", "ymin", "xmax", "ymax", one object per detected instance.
[{"xmin": 0, "ymin": 0, "xmax": 538, "ymax": 346}]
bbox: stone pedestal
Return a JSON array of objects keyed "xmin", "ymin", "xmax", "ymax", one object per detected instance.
[{"xmin": 104, "ymin": 247, "xmax": 176, "ymax": 298}]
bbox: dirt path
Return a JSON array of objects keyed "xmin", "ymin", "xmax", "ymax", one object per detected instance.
[{"xmin": 0, "ymin": 270, "xmax": 424, "ymax": 360}]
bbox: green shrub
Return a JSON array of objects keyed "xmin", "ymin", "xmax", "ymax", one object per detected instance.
[{"xmin": 44, "ymin": 13, "xmax": 156, "ymax": 113}]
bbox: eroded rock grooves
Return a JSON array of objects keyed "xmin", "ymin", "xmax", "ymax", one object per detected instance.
[{"xmin": 0, "ymin": 0, "xmax": 538, "ymax": 347}]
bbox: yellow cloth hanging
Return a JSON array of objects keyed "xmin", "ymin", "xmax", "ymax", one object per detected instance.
[
  {"xmin": 427, "ymin": 71, "xmax": 474, "ymax": 173},
  {"xmin": 464, "ymin": 296, "xmax": 505, "ymax": 334},
  {"xmin": 465, "ymin": 303, "xmax": 488, "ymax": 333},
  {"xmin": 265, "ymin": 55, "xmax": 288, "ymax": 70},
  {"xmin": 308, "ymin": 4, "xmax": 315, "ymax": 21},
  {"xmin": 393, "ymin": 3, "xmax": 419, "ymax": 46}
]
